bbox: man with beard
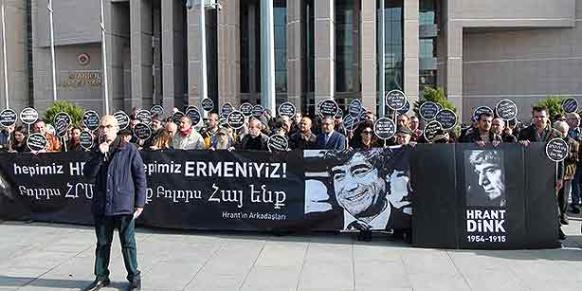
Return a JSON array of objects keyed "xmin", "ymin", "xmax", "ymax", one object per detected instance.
[
  {"xmin": 289, "ymin": 117, "xmax": 316, "ymax": 149},
  {"xmin": 460, "ymin": 112, "xmax": 502, "ymax": 146},
  {"xmin": 467, "ymin": 150, "xmax": 506, "ymax": 207},
  {"xmin": 202, "ymin": 113, "xmax": 220, "ymax": 148},
  {"xmin": 237, "ymin": 118, "xmax": 269, "ymax": 150}
]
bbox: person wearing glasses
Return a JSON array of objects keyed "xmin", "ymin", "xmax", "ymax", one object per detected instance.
[{"xmin": 83, "ymin": 115, "xmax": 146, "ymax": 291}]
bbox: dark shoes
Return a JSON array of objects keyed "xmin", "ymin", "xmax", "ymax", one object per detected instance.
[
  {"xmin": 570, "ymin": 204, "xmax": 581, "ymax": 214},
  {"xmin": 560, "ymin": 215, "xmax": 569, "ymax": 225},
  {"xmin": 559, "ymin": 229, "xmax": 567, "ymax": 240},
  {"xmin": 127, "ymin": 277, "xmax": 141, "ymax": 291},
  {"xmin": 84, "ymin": 278, "xmax": 110, "ymax": 291}
]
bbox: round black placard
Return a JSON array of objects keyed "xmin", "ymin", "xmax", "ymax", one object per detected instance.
[
  {"xmin": 227, "ymin": 111, "xmax": 245, "ymax": 130},
  {"xmin": 319, "ymin": 100, "xmax": 339, "ymax": 117},
  {"xmin": 79, "ymin": 131, "xmax": 94, "ymax": 150},
  {"xmin": 374, "ymin": 117, "xmax": 396, "ymax": 140},
  {"xmin": 495, "ymin": 99, "xmax": 518, "ymax": 121},
  {"xmin": 435, "ymin": 109, "xmax": 457, "ymax": 131},
  {"xmin": 186, "ymin": 109, "xmax": 202, "ymax": 126},
  {"xmin": 419, "ymin": 102, "xmax": 439, "ymax": 121},
  {"xmin": 562, "ymin": 98, "xmax": 578, "ymax": 114},
  {"xmin": 546, "ymin": 138, "xmax": 569, "ymax": 162},
  {"xmin": 114, "ymin": 111, "xmax": 130, "ymax": 130},
  {"xmin": 53, "ymin": 112, "xmax": 71, "ymax": 137},
  {"xmin": 349, "ymin": 99, "xmax": 362, "ymax": 117},
  {"xmin": 253, "ymin": 105, "xmax": 264, "ymax": 118},
  {"xmin": 278, "ymin": 102, "xmax": 296, "ymax": 118},
  {"xmin": 133, "ymin": 123, "xmax": 152, "ymax": 140},
  {"xmin": 83, "ymin": 110, "xmax": 100, "ymax": 131},
  {"xmin": 221, "ymin": 103, "xmax": 234, "ymax": 118},
  {"xmin": 343, "ymin": 114, "xmax": 359, "ymax": 132},
  {"xmin": 202, "ymin": 98, "xmax": 215, "ymax": 112},
  {"xmin": 267, "ymin": 135, "xmax": 289, "ymax": 152},
  {"xmin": 240, "ymin": 102, "xmax": 254, "ymax": 117},
  {"xmin": 0, "ymin": 108, "xmax": 17, "ymax": 127},
  {"xmin": 385, "ymin": 90, "xmax": 407, "ymax": 111},
  {"xmin": 136, "ymin": 110, "xmax": 152, "ymax": 125},
  {"xmin": 172, "ymin": 111, "xmax": 185, "ymax": 124},
  {"xmin": 27, "ymin": 133, "xmax": 47, "ymax": 152},
  {"xmin": 423, "ymin": 120, "xmax": 442, "ymax": 142},
  {"xmin": 150, "ymin": 105, "xmax": 164, "ymax": 117},
  {"xmin": 20, "ymin": 107, "xmax": 38, "ymax": 125}
]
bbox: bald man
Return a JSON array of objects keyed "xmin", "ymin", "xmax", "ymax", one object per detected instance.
[
  {"xmin": 83, "ymin": 115, "xmax": 146, "ymax": 291},
  {"xmin": 289, "ymin": 117, "xmax": 316, "ymax": 149}
]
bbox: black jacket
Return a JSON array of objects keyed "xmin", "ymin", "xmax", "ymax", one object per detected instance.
[
  {"xmin": 289, "ymin": 132, "xmax": 316, "ymax": 150},
  {"xmin": 518, "ymin": 124, "xmax": 561, "ymax": 142},
  {"xmin": 459, "ymin": 130, "xmax": 502, "ymax": 143},
  {"xmin": 83, "ymin": 139, "xmax": 147, "ymax": 216}
]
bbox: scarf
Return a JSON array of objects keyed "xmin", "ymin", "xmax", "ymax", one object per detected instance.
[{"xmin": 179, "ymin": 127, "xmax": 193, "ymax": 138}]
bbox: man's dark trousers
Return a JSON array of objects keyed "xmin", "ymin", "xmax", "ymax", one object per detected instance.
[{"xmin": 94, "ymin": 215, "xmax": 140, "ymax": 285}]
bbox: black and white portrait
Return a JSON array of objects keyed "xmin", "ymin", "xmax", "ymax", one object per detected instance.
[
  {"xmin": 304, "ymin": 147, "xmax": 412, "ymax": 231},
  {"xmin": 465, "ymin": 150, "xmax": 506, "ymax": 207}
]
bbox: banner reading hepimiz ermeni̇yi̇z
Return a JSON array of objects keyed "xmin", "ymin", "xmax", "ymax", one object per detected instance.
[{"xmin": 0, "ymin": 147, "xmax": 413, "ymax": 233}]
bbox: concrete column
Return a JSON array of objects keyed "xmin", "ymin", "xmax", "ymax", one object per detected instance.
[
  {"xmin": 130, "ymin": 0, "xmax": 153, "ymax": 110},
  {"xmin": 287, "ymin": 0, "xmax": 304, "ymax": 109},
  {"xmin": 96, "ymin": 1, "xmax": 128, "ymax": 113},
  {"xmin": 260, "ymin": 0, "xmax": 276, "ymax": 114},
  {"xmin": 0, "ymin": 0, "xmax": 28, "ymax": 110},
  {"xmin": 403, "ymin": 0, "xmax": 419, "ymax": 108},
  {"xmin": 314, "ymin": 0, "xmax": 335, "ymax": 104},
  {"xmin": 444, "ymin": 0, "xmax": 463, "ymax": 117},
  {"xmin": 187, "ymin": 5, "xmax": 201, "ymax": 107},
  {"xmin": 218, "ymin": 0, "xmax": 240, "ymax": 107},
  {"xmin": 360, "ymin": 0, "xmax": 376, "ymax": 113},
  {"xmin": 162, "ymin": 0, "xmax": 185, "ymax": 111}
]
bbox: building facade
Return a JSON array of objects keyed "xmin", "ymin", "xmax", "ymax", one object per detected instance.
[{"xmin": 0, "ymin": 0, "xmax": 580, "ymax": 121}]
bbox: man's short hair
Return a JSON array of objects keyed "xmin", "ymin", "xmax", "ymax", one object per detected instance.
[
  {"xmin": 478, "ymin": 112, "xmax": 493, "ymax": 121},
  {"xmin": 532, "ymin": 106, "xmax": 548, "ymax": 114},
  {"xmin": 469, "ymin": 150, "xmax": 501, "ymax": 167}
]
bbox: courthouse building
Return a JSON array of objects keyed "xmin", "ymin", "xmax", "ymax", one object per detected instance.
[{"xmin": 0, "ymin": 0, "xmax": 581, "ymax": 121}]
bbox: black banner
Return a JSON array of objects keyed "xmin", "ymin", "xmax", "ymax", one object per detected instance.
[
  {"xmin": 0, "ymin": 145, "xmax": 561, "ymax": 249},
  {"xmin": 0, "ymin": 148, "xmax": 412, "ymax": 233},
  {"xmin": 412, "ymin": 143, "xmax": 560, "ymax": 249}
]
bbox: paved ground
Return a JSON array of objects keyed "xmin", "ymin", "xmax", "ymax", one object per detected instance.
[{"xmin": 0, "ymin": 219, "xmax": 581, "ymax": 291}]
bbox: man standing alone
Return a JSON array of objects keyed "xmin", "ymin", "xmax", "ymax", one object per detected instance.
[{"xmin": 83, "ymin": 115, "xmax": 146, "ymax": 291}]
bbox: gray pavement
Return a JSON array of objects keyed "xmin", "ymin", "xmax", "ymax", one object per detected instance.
[{"xmin": 0, "ymin": 220, "xmax": 581, "ymax": 291}]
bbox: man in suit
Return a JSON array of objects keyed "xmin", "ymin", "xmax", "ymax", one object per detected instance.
[{"xmin": 315, "ymin": 116, "xmax": 346, "ymax": 150}]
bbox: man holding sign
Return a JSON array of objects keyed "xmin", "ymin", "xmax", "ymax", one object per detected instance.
[{"xmin": 83, "ymin": 115, "xmax": 146, "ymax": 291}]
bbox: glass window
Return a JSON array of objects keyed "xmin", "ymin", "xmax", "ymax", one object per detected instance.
[
  {"xmin": 335, "ymin": 0, "xmax": 361, "ymax": 111},
  {"xmin": 274, "ymin": 1, "xmax": 287, "ymax": 94},
  {"xmin": 377, "ymin": 0, "xmax": 404, "ymax": 114}
]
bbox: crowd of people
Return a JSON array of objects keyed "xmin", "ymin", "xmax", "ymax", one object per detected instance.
[{"xmin": 0, "ymin": 104, "xmax": 581, "ymax": 235}]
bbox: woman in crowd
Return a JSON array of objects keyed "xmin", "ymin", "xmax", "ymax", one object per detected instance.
[
  {"xmin": 150, "ymin": 128, "xmax": 173, "ymax": 150},
  {"xmin": 9, "ymin": 126, "xmax": 28, "ymax": 153},
  {"xmin": 67, "ymin": 127, "xmax": 82, "ymax": 151}
]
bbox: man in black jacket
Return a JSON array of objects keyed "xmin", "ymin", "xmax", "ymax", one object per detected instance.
[
  {"xmin": 83, "ymin": 115, "xmax": 147, "ymax": 291},
  {"xmin": 460, "ymin": 112, "xmax": 502, "ymax": 146},
  {"xmin": 237, "ymin": 118, "xmax": 269, "ymax": 151},
  {"xmin": 518, "ymin": 106, "xmax": 565, "ymax": 239},
  {"xmin": 289, "ymin": 117, "xmax": 316, "ymax": 149}
]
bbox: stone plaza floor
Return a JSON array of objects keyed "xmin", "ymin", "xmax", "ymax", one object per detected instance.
[{"xmin": 0, "ymin": 218, "xmax": 581, "ymax": 291}]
